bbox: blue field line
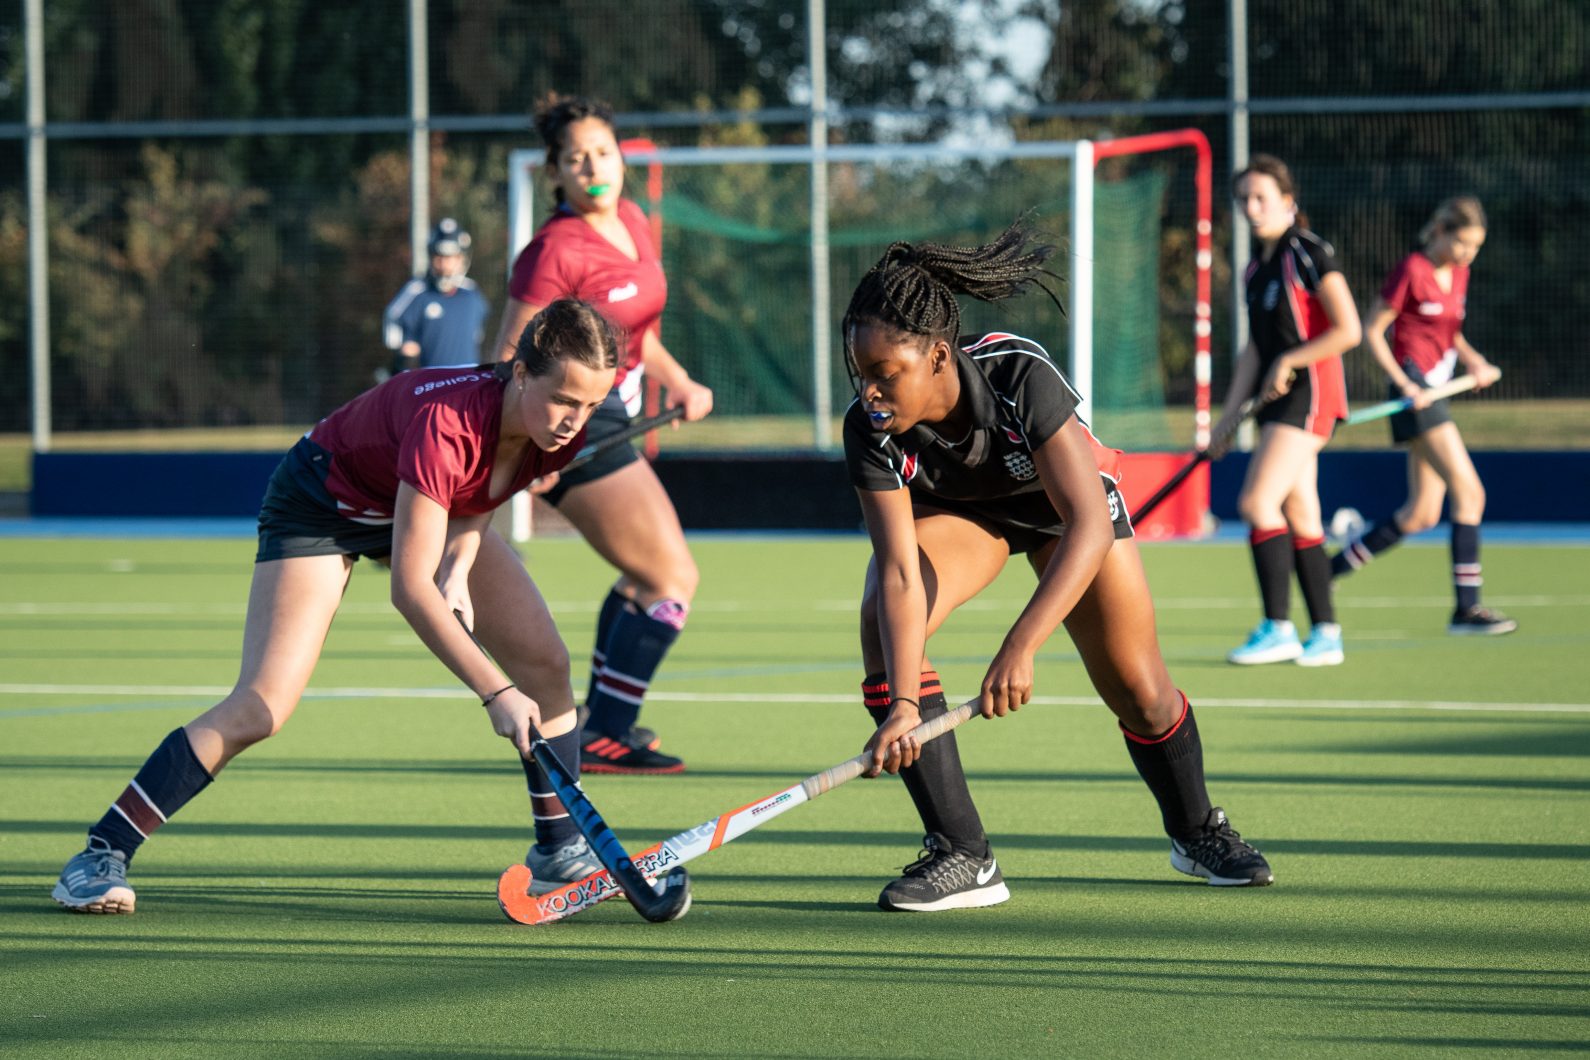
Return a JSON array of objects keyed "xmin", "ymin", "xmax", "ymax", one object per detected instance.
[{"xmin": 1, "ymin": 516, "xmax": 1588, "ymax": 544}]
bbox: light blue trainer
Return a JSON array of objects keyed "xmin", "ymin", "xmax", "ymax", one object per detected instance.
[
  {"xmin": 1227, "ymin": 619, "xmax": 1303, "ymax": 665},
  {"xmin": 525, "ymin": 836, "xmax": 604, "ymax": 896},
  {"xmin": 52, "ymin": 836, "xmax": 136, "ymax": 914},
  {"xmin": 1296, "ymin": 622, "xmax": 1345, "ymax": 667}
]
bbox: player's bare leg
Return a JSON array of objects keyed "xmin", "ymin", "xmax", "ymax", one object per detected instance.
[
  {"xmin": 1231, "ymin": 425, "xmax": 1332, "ymax": 664},
  {"xmin": 861, "ymin": 509, "xmax": 1012, "ymax": 911},
  {"xmin": 1047, "ymin": 538, "xmax": 1273, "ymax": 886},
  {"xmin": 54, "ymin": 554, "xmax": 351, "ymax": 913}
]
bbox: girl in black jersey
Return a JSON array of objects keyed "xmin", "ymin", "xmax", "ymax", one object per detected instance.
[
  {"xmin": 1214, "ymin": 155, "xmax": 1361, "ymax": 668},
  {"xmin": 843, "ymin": 221, "xmax": 1272, "ymax": 912}
]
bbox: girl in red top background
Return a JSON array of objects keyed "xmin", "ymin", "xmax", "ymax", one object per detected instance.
[
  {"xmin": 52, "ymin": 300, "xmax": 621, "ymax": 914},
  {"xmin": 491, "ymin": 96, "xmax": 713, "ymax": 775},
  {"xmin": 1331, "ymin": 196, "xmax": 1515, "ymax": 635}
]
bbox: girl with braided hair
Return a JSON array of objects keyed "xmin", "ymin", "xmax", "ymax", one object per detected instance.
[{"xmin": 845, "ymin": 221, "xmax": 1272, "ymax": 911}]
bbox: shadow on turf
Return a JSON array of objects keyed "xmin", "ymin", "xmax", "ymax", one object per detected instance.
[{"xmin": 8, "ymin": 818, "xmax": 1590, "ymax": 861}]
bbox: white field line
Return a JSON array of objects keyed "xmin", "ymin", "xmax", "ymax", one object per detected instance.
[
  {"xmin": 3, "ymin": 592, "xmax": 1589, "ymax": 618},
  {"xmin": 1, "ymin": 683, "xmax": 1587, "ymax": 714}
]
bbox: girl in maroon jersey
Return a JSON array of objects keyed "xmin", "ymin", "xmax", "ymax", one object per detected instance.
[
  {"xmin": 51, "ymin": 300, "xmax": 621, "ymax": 914},
  {"xmin": 490, "ymin": 95, "xmax": 713, "ymax": 775},
  {"xmin": 1330, "ymin": 197, "xmax": 1514, "ymax": 634},
  {"xmin": 1214, "ymin": 155, "xmax": 1362, "ymax": 668}
]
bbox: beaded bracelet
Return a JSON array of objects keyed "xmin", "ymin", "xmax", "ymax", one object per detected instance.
[{"xmin": 480, "ymin": 684, "xmax": 515, "ymax": 708}]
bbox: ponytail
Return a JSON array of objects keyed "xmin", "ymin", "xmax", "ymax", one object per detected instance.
[{"xmin": 841, "ymin": 218, "xmax": 1063, "ymax": 350}]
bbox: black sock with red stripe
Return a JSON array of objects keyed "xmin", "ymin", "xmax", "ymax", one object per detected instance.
[
  {"xmin": 1121, "ymin": 694, "xmax": 1212, "ymax": 841},
  {"xmin": 1293, "ymin": 534, "xmax": 1336, "ymax": 625},
  {"xmin": 521, "ymin": 727, "xmax": 581, "ymax": 851},
  {"xmin": 1249, "ymin": 527, "xmax": 1293, "ymax": 621},
  {"xmin": 88, "ymin": 727, "xmax": 214, "ymax": 861},
  {"xmin": 861, "ymin": 671, "xmax": 988, "ymax": 858},
  {"xmin": 1452, "ymin": 522, "xmax": 1482, "ymax": 611}
]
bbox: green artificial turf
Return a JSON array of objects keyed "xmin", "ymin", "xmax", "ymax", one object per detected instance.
[{"xmin": 1, "ymin": 535, "xmax": 1587, "ymax": 1058}]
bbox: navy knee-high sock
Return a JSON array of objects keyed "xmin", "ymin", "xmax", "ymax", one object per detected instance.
[
  {"xmin": 585, "ymin": 587, "xmax": 628, "ymax": 713},
  {"xmin": 862, "ymin": 671, "xmax": 988, "ymax": 858},
  {"xmin": 1332, "ymin": 517, "xmax": 1404, "ymax": 577},
  {"xmin": 1452, "ymin": 522, "xmax": 1483, "ymax": 611},
  {"xmin": 1293, "ymin": 534, "xmax": 1336, "ymax": 626},
  {"xmin": 1121, "ymin": 694, "xmax": 1213, "ymax": 840},
  {"xmin": 585, "ymin": 599, "xmax": 686, "ymax": 739},
  {"xmin": 1249, "ymin": 527, "xmax": 1293, "ymax": 622},
  {"xmin": 521, "ymin": 727, "xmax": 582, "ymax": 851},
  {"xmin": 89, "ymin": 727, "xmax": 214, "ymax": 861}
]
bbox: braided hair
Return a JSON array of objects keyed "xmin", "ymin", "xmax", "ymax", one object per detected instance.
[
  {"xmin": 842, "ymin": 220, "xmax": 1063, "ymax": 363},
  {"xmin": 498, "ymin": 298, "xmax": 622, "ymax": 380}
]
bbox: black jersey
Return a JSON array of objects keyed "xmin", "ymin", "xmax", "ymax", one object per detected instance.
[
  {"xmin": 1243, "ymin": 226, "xmax": 1350, "ymax": 433},
  {"xmin": 1244, "ymin": 226, "xmax": 1341, "ymax": 367},
  {"xmin": 844, "ymin": 333, "xmax": 1125, "ymax": 537}
]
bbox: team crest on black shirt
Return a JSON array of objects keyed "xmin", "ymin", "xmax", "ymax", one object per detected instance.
[
  {"xmin": 1262, "ymin": 280, "xmax": 1280, "ymax": 311},
  {"xmin": 901, "ymin": 452, "xmax": 919, "ymax": 482},
  {"xmin": 1003, "ymin": 451, "xmax": 1036, "ymax": 481}
]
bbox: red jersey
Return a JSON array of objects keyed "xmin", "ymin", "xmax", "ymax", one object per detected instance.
[
  {"xmin": 508, "ymin": 198, "xmax": 666, "ymax": 403},
  {"xmin": 307, "ymin": 368, "xmax": 581, "ymax": 522},
  {"xmin": 1380, "ymin": 252, "xmax": 1468, "ymax": 380}
]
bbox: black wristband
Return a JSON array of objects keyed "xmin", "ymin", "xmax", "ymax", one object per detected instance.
[
  {"xmin": 480, "ymin": 684, "xmax": 515, "ymax": 707},
  {"xmin": 888, "ymin": 696, "xmax": 920, "ymax": 711}
]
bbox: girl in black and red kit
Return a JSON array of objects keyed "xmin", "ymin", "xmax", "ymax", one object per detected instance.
[
  {"xmin": 844, "ymin": 221, "xmax": 1272, "ymax": 912},
  {"xmin": 1331, "ymin": 196, "xmax": 1515, "ymax": 635},
  {"xmin": 1214, "ymin": 155, "xmax": 1362, "ymax": 668},
  {"xmin": 52, "ymin": 300, "xmax": 627, "ymax": 914}
]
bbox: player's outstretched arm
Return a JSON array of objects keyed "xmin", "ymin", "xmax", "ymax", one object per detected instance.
[{"xmin": 857, "ymin": 485, "xmax": 929, "ymax": 777}]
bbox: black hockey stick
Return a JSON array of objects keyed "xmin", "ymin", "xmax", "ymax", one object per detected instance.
[
  {"xmin": 454, "ymin": 611, "xmax": 691, "ymax": 923},
  {"xmin": 1130, "ymin": 397, "xmax": 1258, "ymax": 524},
  {"xmin": 561, "ymin": 406, "xmax": 685, "ymax": 475}
]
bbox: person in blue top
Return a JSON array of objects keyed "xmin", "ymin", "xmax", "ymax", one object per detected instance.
[{"xmin": 384, "ymin": 218, "xmax": 491, "ymax": 373}]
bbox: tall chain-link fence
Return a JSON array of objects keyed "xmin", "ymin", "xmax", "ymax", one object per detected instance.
[{"xmin": 1, "ymin": 1, "xmax": 1586, "ymax": 445}]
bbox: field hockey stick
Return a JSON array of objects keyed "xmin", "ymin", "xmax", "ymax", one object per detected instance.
[
  {"xmin": 1131, "ymin": 397, "xmax": 1259, "ymax": 523},
  {"xmin": 561, "ymin": 405, "xmax": 685, "ymax": 474},
  {"xmin": 453, "ymin": 612, "xmax": 692, "ymax": 923},
  {"xmin": 1344, "ymin": 371, "xmax": 1490, "ymax": 426},
  {"xmin": 497, "ymin": 701, "xmax": 978, "ymax": 925}
]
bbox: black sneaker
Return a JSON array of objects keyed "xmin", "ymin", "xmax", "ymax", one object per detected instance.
[
  {"xmin": 1448, "ymin": 606, "xmax": 1518, "ymax": 636},
  {"xmin": 1170, "ymin": 808, "xmax": 1274, "ymax": 887},
  {"xmin": 877, "ymin": 833, "xmax": 1010, "ymax": 912},
  {"xmin": 575, "ymin": 703, "xmax": 660, "ymax": 751},
  {"xmin": 580, "ymin": 730, "xmax": 685, "ymax": 775}
]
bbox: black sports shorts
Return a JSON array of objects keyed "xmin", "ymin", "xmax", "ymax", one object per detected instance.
[
  {"xmin": 542, "ymin": 389, "xmax": 641, "ymax": 505},
  {"xmin": 914, "ymin": 475, "xmax": 1135, "ymax": 556},
  {"xmin": 255, "ymin": 437, "xmax": 395, "ymax": 563},
  {"xmin": 1388, "ymin": 368, "xmax": 1455, "ymax": 444}
]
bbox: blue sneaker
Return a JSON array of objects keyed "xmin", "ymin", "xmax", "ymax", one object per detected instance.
[
  {"xmin": 1296, "ymin": 622, "xmax": 1345, "ymax": 667},
  {"xmin": 1227, "ymin": 619, "xmax": 1302, "ymax": 665},
  {"xmin": 52, "ymin": 836, "xmax": 136, "ymax": 914}
]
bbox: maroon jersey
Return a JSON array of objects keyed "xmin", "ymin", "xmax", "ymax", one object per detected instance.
[
  {"xmin": 1243, "ymin": 226, "xmax": 1349, "ymax": 434},
  {"xmin": 307, "ymin": 368, "xmax": 582, "ymax": 522},
  {"xmin": 507, "ymin": 198, "xmax": 665, "ymax": 405},
  {"xmin": 1380, "ymin": 252, "xmax": 1468, "ymax": 380}
]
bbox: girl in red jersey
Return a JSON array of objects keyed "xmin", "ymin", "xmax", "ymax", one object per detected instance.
[
  {"xmin": 491, "ymin": 96, "xmax": 713, "ymax": 775},
  {"xmin": 1215, "ymin": 155, "xmax": 1362, "ymax": 668},
  {"xmin": 52, "ymin": 300, "xmax": 621, "ymax": 914},
  {"xmin": 847, "ymin": 222, "xmax": 1272, "ymax": 912},
  {"xmin": 1330, "ymin": 197, "xmax": 1515, "ymax": 635}
]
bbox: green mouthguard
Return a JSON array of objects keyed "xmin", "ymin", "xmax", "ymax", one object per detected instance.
[{"xmin": 586, "ymin": 183, "xmax": 611, "ymax": 196}]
